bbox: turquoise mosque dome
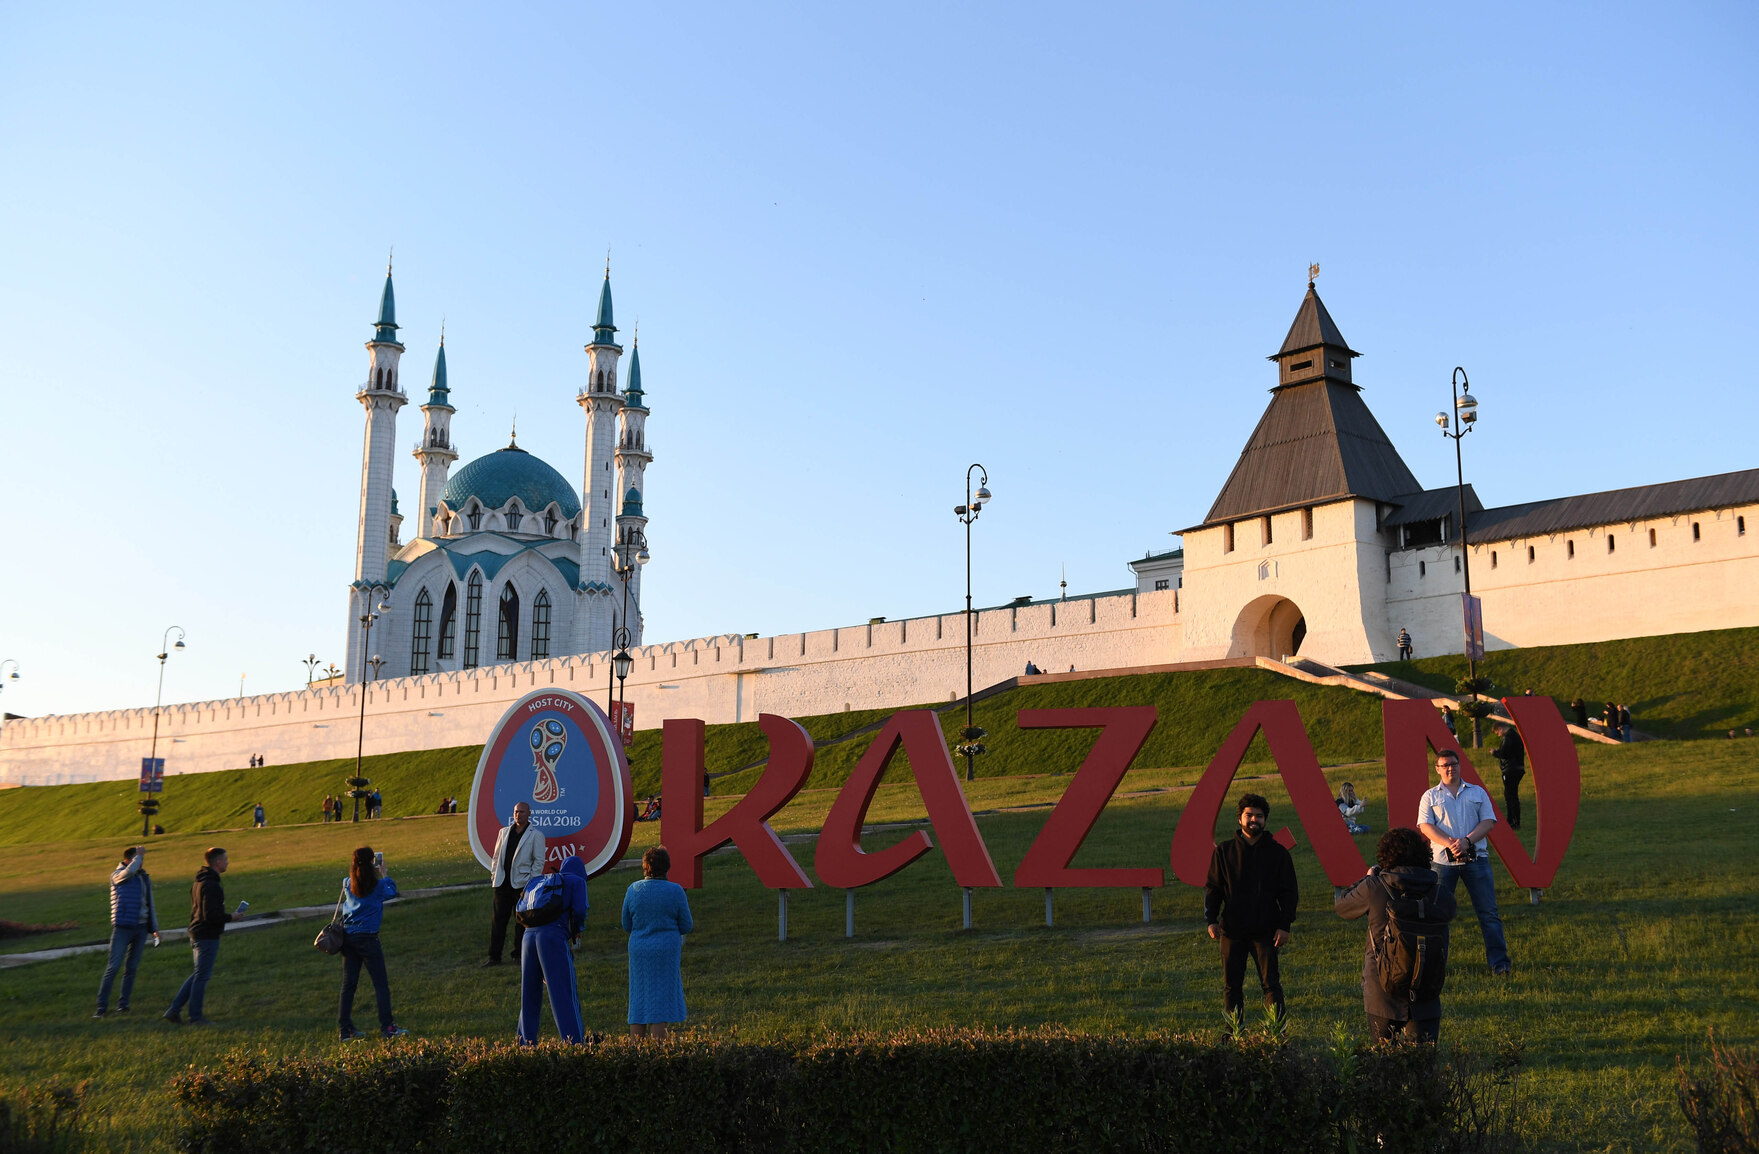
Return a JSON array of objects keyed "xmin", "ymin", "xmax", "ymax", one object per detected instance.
[{"xmin": 441, "ymin": 442, "xmax": 582, "ymax": 520}]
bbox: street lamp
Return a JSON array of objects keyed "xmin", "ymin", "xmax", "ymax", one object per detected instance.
[
  {"xmin": 351, "ymin": 588, "xmax": 390, "ymax": 822},
  {"xmin": 142, "ymin": 627, "xmax": 187, "ymax": 836},
  {"xmin": 610, "ymin": 526, "xmax": 648, "ymax": 720},
  {"xmin": 1436, "ymin": 366, "xmax": 1485, "ymax": 746},
  {"xmin": 954, "ymin": 464, "xmax": 993, "ymax": 782},
  {"xmin": 303, "ymin": 654, "xmax": 321, "ymax": 686}
]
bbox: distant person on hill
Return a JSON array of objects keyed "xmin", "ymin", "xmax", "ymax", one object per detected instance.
[
  {"xmin": 253, "ymin": 803, "xmax": 266, "ymax": 829},
  {"xmin": 95, "ymin": 845, "xmax": 160, "ymax": 1018},
  {"xmin": 164, "ymin": 847, "xmax": 247, "ymax": 1025},
  {"xmin": 1335, "ymin": 782, "xmax": 1370, "ymax": 834},
  {"xmin": 1204, "ymin": 793, "xmax": 1298, "ymax": 1024},
  {"xmin": 1396, "ymin": 628, "xmax": 1413, "ymax": 660},
  {"xmin": 1618, "ymin": 704, "xmax": 1633, "ymax": 743},
  {"xmin": 436, "ymin": 798, "xmax": 450, "ymax": 814},
  {"xmin": 448, "ymin": 797, "xmax": 460, "ymax": 814},
  {"xmin": 622, "ymin": 846, "xmax": 694, "ymax": 1041},
  {"xmin": 322, "ymin": 795, "xmax": 332, "ymax": 823},
  {"xmin": 1441, "ymin": 706, "xmax": 1456, "ymax": 736},
  {"xmin": 1570, "ymin": 698, "xmax": 1589, "ymax": 729},
  {"xmin": 1603, "ymin": 702, "xmax": 1619, "ymax": 740},
  {"xmin": 371, "ymin": 789, "xmax": 384, "ymax": 818},
  {"xmin": 1024, "ymin": 660, "xmax": 1041, "ymax": 675},
  {"xmin": 1491, "ymin": 721, "xmax": 1525, "ymax": 831},
  {"xmin": 1335, "ymin": 827, "xmax": 1458, "ymax": 1043},
  {"xmin": 485, "ymin": 803, "xmax": 545, "ymax": 966},
  {"xmin": 336, "ymin": 846, "xmax": 407, "ymax": 1041},
  {"xmin": 517, "ymin": 855, "xmax": 589, "ymax": 1045},
  {"xmin": 1418, "ymin": 751, "xmax": 1510, "ymax": 976}
]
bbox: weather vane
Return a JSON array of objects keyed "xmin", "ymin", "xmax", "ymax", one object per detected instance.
[{"xmin": 1308, "ymin": 262, "xmax": 1320, "ymax": 285}]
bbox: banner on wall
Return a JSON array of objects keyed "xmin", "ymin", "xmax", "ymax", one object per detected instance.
[{"xmin": 467, "ymin": 689, "xmax": 633, "ymax": 878}]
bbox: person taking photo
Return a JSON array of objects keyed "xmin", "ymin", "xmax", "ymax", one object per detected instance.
[
  {"xmin": 337, "ymin": 846, "xmax": 407, "ymax": 1041},
  {"xmin": 95, "ymin": 845, "xmax": 159, "ymax": 1018}
]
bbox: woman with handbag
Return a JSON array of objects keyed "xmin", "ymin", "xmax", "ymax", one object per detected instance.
[{"xmin": 333, "ymin": 846, "xmax": 407, "ymax": 1041}]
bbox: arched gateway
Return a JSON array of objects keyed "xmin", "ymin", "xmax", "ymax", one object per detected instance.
[{"xmin": 1230, "ymin": 595, "xmax": 1307, "ymax": 660}]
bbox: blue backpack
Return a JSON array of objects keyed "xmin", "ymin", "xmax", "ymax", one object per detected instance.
[{"xmin": 515, "ymin": 873, "xmax": 565, "ymax": 927}]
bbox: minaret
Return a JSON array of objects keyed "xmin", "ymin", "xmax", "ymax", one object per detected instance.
[
  {"xmin": 575, "ymin": 262, "xmax": 623, "ymax": 654},
  {"xmin": 348, "ymin": 259, "xmax": 408, "ymax": 682},
  {"xmin": 412, "ymin": 329, "xmax": 459, "ymax": 539},
  {"xmin": 615, "ymin": 329, "xmax": 654, "ymax": 644}
]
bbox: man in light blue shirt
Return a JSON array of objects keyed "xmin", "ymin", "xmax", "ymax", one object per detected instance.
[{"xmin": 1417, "ymin": 749, "xmax": 1511, "ymax": 976}]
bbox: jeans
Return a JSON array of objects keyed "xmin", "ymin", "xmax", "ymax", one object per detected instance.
[
  {"xmin": 168, "ymin": 938, "xmax": 219, "ymax": 1020},
  {"xmin": 96, "ymin": 924, "xmax": 151, "ymax": 1010},
  {"xmin": 488, "ymin": 883, "xmax": 526, "ymax": 963},
  {"xmin": 1435, "ymin": 858, "xmax": 1510, "ymax": 971},
  {"xmin": 1218, "ymin": 931, "xmax": 1284, "ymax": 1018},
  {"xmin": 339, "ymin": 933, "xmax": 394, "ymax": 1035}
]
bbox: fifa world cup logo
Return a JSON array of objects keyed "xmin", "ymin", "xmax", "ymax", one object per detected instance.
[{"xmin": 529, "ymin": 720, "xmax": 566, "ymax": 804}]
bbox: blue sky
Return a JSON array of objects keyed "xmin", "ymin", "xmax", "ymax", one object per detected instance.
[{"xmin": 1, "ymin": 2, "xmax": 1754, "ymax": 716}]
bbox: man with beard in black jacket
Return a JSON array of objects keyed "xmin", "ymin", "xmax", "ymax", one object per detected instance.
[
  {"xmin": 1204, "ymin": 793, "xmax": 1299, "ymax": 1024},
  {"xmin": 1335, "ymin": 827, "xmax": 1458, "ymax": 1042}
]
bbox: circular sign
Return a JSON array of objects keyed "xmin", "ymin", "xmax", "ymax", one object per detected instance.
[{"xmin": 467, "ymin": 689, "xmax": 633, "ymax": 878}]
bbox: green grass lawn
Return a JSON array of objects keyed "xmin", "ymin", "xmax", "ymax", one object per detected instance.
[
  {"xmin": 2, "ymin": 736, "xmax": 1756, "ymax": 1151},
  {"xmin": 1348, "ymin": 624, "xmax": 1759, "ymax": 741}
]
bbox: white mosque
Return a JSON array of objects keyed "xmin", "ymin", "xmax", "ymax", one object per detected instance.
[{"xmin": 344, "ymin": 264, "xmax": 654, "ymax": 683}]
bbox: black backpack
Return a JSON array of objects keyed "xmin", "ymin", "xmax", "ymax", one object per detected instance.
[
  {"xmin": 515, "ymin": 874, "xmax": 566, "ymax": 928},
  {"xmin": 1375, "ymin": 877, "xmax": 1452, "ymax": 1003}
]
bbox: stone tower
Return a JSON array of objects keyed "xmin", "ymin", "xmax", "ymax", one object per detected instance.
[
  {"xmin": 348, "ymin": 262, "xmax": 408, "ymax": 682},
  {"xmin": 575, "ymin": 266, "xmax": 623, "ymax": 654},
  {"xmin": 412, "ymin": 332, "xmax": 459, "ymax": 539},
  {"xmin": 615, "ymin": 332, "xmax": 653, "ymax": 644}
]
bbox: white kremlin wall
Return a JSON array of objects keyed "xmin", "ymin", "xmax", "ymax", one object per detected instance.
[{"xmin": 0, "ymin": 589, "xmax": 1182, "ymax": 786}]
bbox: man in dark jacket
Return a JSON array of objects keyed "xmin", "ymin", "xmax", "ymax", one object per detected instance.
[
  {"xmin": 1491, "ymin": 720, "xmax": 1526, "ymax": 830},
  {"xmin": 1336, "ymin": 827, "xmax": 1458, "ymax": 1042},
  {"xmin": 1204, "ymin": 793, "xmax": 1299, "ymax": 1022},
  {"xmin": 95, "ymin": 845, "xmax": 160, "ymax": 1017},
  {"xmin": 164, "ymin": 847, "xmax": 243, "ymax": 1025}
]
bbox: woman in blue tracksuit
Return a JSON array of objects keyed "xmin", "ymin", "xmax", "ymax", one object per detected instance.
[
  {"xmin": 517, "ymin": 855, "xmax": 589, "ymax": 1044},
  {"xmin": 338, "ymin": 846, "xmax": 407, "ymax": 1041}
]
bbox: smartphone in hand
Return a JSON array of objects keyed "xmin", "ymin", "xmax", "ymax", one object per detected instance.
[{"xmin": 235, "ymin": 900, "xmax": 250, "ymax": 914}]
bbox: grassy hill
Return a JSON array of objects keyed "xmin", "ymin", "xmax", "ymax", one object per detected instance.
[
  {"xmin": 1348, "ymin": 624, "xmax": 1759, "ymax": 741},
  {"xmin": 0, "ymin": 667, "xmax": 1388, "ymax": 848},
  {"xmin": 0, "ymin": 738, "xmax": 1755, "ymax": 1151}
]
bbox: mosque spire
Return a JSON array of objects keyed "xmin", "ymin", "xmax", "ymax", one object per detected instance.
[
  {"xmin": 427, "ymin": 326, "xmax": 449, "ymax": 404},
  {"xmin": 373, "ymin": 251, "xmax": 398, "ymax": 343},
  {"xmin": 592, "ymin": 258, "xmax": 617, "ymax": 346}
]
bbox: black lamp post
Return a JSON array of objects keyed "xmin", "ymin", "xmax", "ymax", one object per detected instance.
[
  {"xmin": 351, "ymin": 587, "xmax": 390, "ymax": 822},
  {"xmin": 954, "ymin": 464, "xmax": 993, "ymax": 782},
  {"xmin": 609, "ymin": 527, "xmax": 648, "ymax": 718},
  {"xmin": 142, "ymin": 627, "xmax": 186, "ymax": 836},
  {"xmin": 1436, "ymin": 367, "xmax": 1484, "ymax": 746}
]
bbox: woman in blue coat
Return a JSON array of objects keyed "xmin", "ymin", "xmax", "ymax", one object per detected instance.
[
  {"xmin": 517, "ymin": 855, "xmax": 589, "ymax": 1045},
  {"xmin": 338, "ymin": 846, "xmax": 407, "ymax": 1041},
  {"xmin": 621, "ymin": 845, "xmax": 694, "ymax": 1039}
]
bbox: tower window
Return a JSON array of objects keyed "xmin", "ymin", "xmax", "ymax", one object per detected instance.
[
  {"xmin": 1301, "ymin": 508, "xmax": 1314, "ymax": 540},
  {"xmin": 1528, "ymin": 545, "xmax": 1535, "ymax": 563},
  {"xmin": 1454, "ymin": 556, "xmax": 1461, "ymax": 573},
  {"xmin": 1567, "ymin": 540, "xmax": 1575, "ymax": 559},
  {"xmin": 1289, "ymin": 360, "xmax": 1312, "ymax": 371},
  {"xmin": 437, "ymin": 583, "xmax": 457, "ymax": 659},
  {"xmin": 409, "ymin": 589, "xmax": 432, "ymax": 675},
  {"xmin": 506, "ymin": 507, "xmax": 523, "ymax": 532},
  {"xmin": 1740, "ymin": 516, "xmax": 1747, "ymax": 536},
  {"xmin": 531, "ymin": 590, "xmax": 552, "ymax": 659},
  {"xmin": 463, "ymin": 572, "xmax": 483, "ymax": 668},
  {"xmin": 545, "ymin": 513, "xmax": 557, "ymax": 535},
  {"xmin": 1419, "ymin": 561, "xmax": 1426, "ymax": 577},
  {"xmin": 1261, "ymin": 516, "xmax": 1273, "ymax": 547},
  {"xmin": 1649, "ymin": 528, "xmax": 1657, "ymax": 547},
  {"xmin": 1693, "ymin": 521, "xmax": 1701, "ymax": 541},
  {"xmin": 496, "ymin": 584, "xmax": 520, "ymax": 661},
  {"xmin": 1154, "ymin": 578, "xmax": 1170, "ymax": 590},
  {"xmin": 467, "ymin": 505, "xmax": 482, "ymax": 532},
  {"xmin": 1223, "ymin": 524, "xmax": 1235, "ymax": 553},
  {"xmin": 1608, "ymin": 534, "xmax": 1615, "ymax": 554},
  {"xmin": 1491, "ymin": 550, "xmax": 1498, "ymax": 569}
]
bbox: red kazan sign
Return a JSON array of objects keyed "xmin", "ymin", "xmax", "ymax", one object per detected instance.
[{"xmin": 656, "ymin": 696, "xmax": 1580, "ymax": 893}]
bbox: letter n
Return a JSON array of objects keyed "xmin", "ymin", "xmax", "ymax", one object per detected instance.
[
  {"xmin": 662, "ymin": 714, "xmax": 814, "ymax": 889},
  {"xmin": 1382, "ymin": 697, "xmax": 1578, "ymax": 889},
  {"xmin": 815, "ymin": 710, "xmax": 1002, "ymax": 889},
  {"xmin": 1168, "ymin": 700, "xmax": 1365, "ymax": 888}
]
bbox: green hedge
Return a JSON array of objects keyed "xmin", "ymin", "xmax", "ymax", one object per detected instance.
[{"xmin": 171, "ymin": 1029, "xmax": 1472, "ymax": 1154}]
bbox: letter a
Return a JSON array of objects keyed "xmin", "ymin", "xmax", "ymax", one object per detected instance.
[
  {"xmin": 662, "ymin": 714, "xmax": 814, "ymax": 889},
  {"xmin": 1168, "ymin": 701, "xmax": 1366, "ymax": 888},
  {"xmin": 816, "ymin": 711, "xmax": 1002, "ymax": 889}
]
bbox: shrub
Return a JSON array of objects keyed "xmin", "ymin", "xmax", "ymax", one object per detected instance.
[
  {"xmin": 1678, "ymin": 1031, "xmax": 1759, "ymax": 1154},
  {"xmin": 171, "ymin": 1029, "xmax": 1508, "ymax": 1154},
  {"xmin": 0, "ymin": 1081, "xmax": 88, "ymax": 1154}
]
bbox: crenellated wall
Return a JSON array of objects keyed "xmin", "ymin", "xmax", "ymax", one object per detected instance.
[{"xmin": 0, "ymin": 590, "xmax": 1183, "ymax": 786}]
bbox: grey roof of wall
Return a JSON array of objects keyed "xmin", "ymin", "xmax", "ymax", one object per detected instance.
[
  {"xmin": 1467, "ymin": 468, "xmax": 1759, "ymax": 541},
  {"xmin": 1199, "ymin": 381, "xmax": 1422, "ymax": 526},
  {"xmin": 1381, "ymin": 485, "xmax": 1484, "ymax": 528}
]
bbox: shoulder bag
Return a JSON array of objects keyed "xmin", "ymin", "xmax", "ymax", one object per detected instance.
[{"xmin": 314, "ymin": 889, "xmax": 348, "ymax": 955}]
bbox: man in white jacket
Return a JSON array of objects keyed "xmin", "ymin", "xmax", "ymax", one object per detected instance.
[{"xmin": 485, "ymin": 803, "xmax": 546, "ymax": 966}]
